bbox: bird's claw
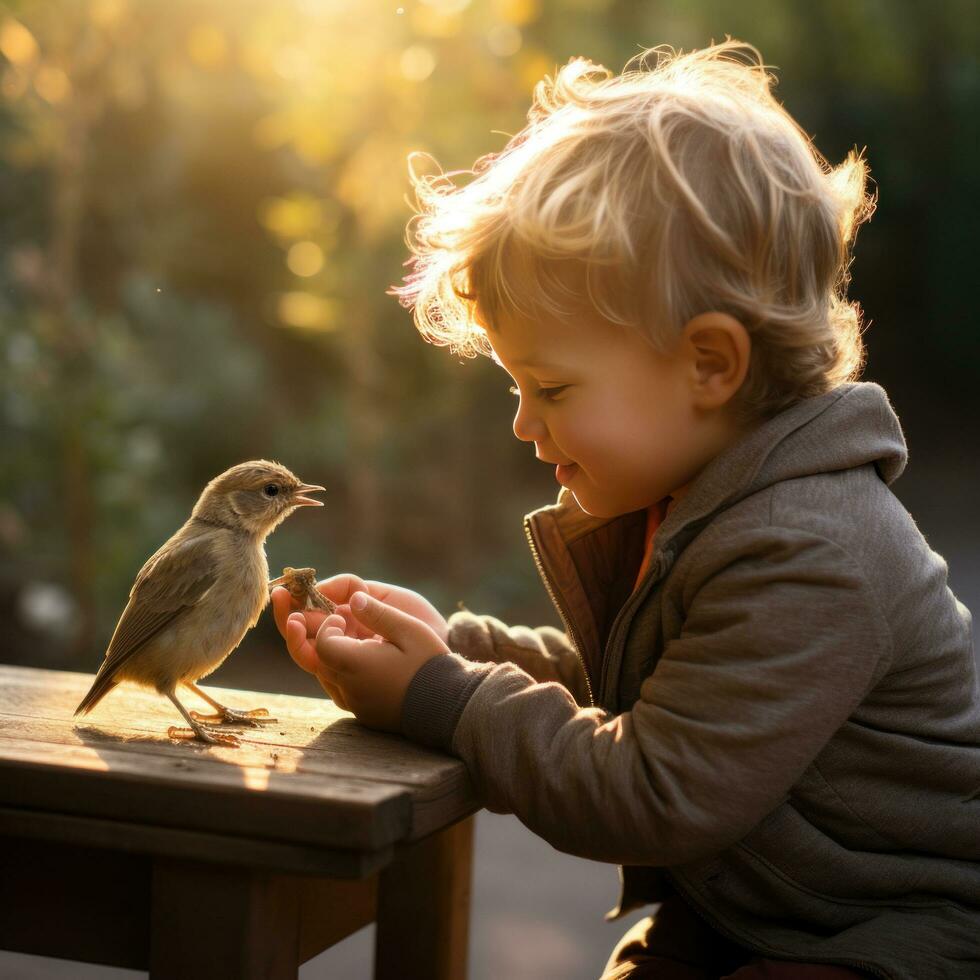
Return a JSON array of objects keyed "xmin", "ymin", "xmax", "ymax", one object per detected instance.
[
  {"xmin": 190, "ymin": 707, "xmax": 276, "ymax": 727},
  {"xmin": 167, "ymin": 724, "xmax": 240, "ymax": 748},
  {"xmin": 189, "ymin": 711, "xmax": 224, "ymax": 724}
]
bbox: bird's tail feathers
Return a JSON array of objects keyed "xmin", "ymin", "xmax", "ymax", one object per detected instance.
[{"xmin": 74, "ymin": 674, "xmax": 119, "ymax": 717}]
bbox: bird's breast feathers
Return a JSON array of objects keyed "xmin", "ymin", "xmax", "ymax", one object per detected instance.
[
  {"xmin": 209, "ymin": 532, "xmax": 271, "ymax": 628},
  {"xmin": 110, "ymin": 529, "xmax": 271, "ymax": 689}
]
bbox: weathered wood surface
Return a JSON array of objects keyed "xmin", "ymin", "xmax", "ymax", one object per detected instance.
[{"xmin": 0, "ymin": 664, "xmax": 480, "ymax": 859}]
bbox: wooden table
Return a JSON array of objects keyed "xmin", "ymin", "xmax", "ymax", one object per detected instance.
[{"xmin": 0, "ymin": 664, "xmax": 481, "ymax": 979}]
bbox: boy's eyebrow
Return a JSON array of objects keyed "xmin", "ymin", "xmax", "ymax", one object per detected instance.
[{"xmin": 491, "ymin": 351, "xmax": 569, "ymax": 371}]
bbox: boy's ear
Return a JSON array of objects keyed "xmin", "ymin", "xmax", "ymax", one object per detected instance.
[{"xmin": 679, "ymin": 312, "xmax": 751, "ymax": 410}]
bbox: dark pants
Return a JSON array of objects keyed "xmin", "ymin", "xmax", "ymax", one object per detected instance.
[{"xmin": 601, "ymin": 890, "xmax": 874, "ymax": 979}]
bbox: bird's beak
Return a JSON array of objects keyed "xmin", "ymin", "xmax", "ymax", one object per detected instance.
[{"xmin": 291, "ymin": 483, "xmax": 326, "ymax": 507}]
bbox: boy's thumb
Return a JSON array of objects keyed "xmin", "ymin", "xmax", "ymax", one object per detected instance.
[{"xmin": 349, "ymin": 591, "xmax": 422, "ymax": 646}]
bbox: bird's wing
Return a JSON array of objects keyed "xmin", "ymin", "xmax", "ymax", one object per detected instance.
[{"xmin": 96, "ymin": 531, "xmax": 219, "ymax": 682}]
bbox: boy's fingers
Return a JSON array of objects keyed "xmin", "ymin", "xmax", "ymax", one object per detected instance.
[
  {"xmin": 274, "ymin": 586, "xmax": 347, "ymax": 639},
  {"xmin": 332, "ymin": 603, "xmax": 375, "ymax": 639},
  {"xmin": 347, "ymin": 592, "xmax": 435, "ymax": 649},
  {"xmin": 314, "ymin": 657, "xmax": 342, "ymax": 686},
  {"xmin": 316, "ymin": 573, "xmax": 371, "ymax": 607},
  {"xmin": 285, "ymin": 614, "xmax": 305, "ymax": 652},
  {"xmin": 316, "ymin": 671, "xmax": 349, "ymax": 710},
  {"xmin": 315, "ymin": 622, "xmax": 361, "ymax": 672},
  {"xmin": 285, "ymin": 615, "xmax": 317, "ymax": 673},
  {"xmin": 271, "ymin": 587, "xmax": 298, "ymax": 637},
  {"xmin": 290, "ymin": 608, "xmax": 334, "ymax": 639},
  {"xmin": 342, "ymin": 606, "xmax": 379, "ymax": 640}
]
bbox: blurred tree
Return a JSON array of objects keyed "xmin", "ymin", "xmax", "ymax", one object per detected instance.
[{"xmin": 0, "ymin": 0, "xmax": 976, "ymax": 679}]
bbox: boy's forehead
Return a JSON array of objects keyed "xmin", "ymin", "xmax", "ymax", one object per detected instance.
[
  {"xmin": 489, "ymin": 348, "xmax": 571, "ymax": 372},
  {"xmin": 487, "ymin": 307, "xmax": 595, "ymax": 371}
]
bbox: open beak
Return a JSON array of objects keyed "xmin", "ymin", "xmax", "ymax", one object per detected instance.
[{"xmin": 291, "ymin": 483, "xmax": 326, "ymax": 507}]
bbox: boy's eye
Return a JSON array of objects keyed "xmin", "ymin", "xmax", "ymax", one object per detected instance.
[{"xmin": 508, "ymin": 385, "xmax": 568, "ymax": 402}]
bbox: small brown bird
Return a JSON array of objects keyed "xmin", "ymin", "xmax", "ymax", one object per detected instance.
[{"xmin": 74, "ymin": 460, "xmax": 325, "ymax": 747}]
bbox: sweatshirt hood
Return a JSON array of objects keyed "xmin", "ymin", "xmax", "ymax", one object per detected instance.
[{"xmin": 653, "ymin": 380, "xmax": 907, "ymax": 550}]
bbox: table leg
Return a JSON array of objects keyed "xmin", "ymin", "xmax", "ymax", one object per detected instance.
[
  {"xmin": 150, "ymin": 858, "xmax": 301, "ymax": 979},
  {"xmin": 374, "ymin": 814, "xmax": 475, "ymax": 980}
]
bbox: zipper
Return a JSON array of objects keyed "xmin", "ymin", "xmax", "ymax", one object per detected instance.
[
  {"xmin": 602, "ymin": 515, "xmax": 712, "ymax": 702},
  {"xmin": 599, "ymin": 548, "xmax": 672, "ymax": 707},
  {"xmin": 523, "ymin": 516, "xmax": 596, "ymax": 708},
  {"xmin": 664, "ymin": 869, "xmax": 895, "ymax": 980}
]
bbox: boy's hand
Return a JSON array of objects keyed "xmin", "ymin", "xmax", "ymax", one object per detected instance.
[
  {"xmin": 271, "ymin": 572, "xmax": 449, "ymax": 650},
  {"xmin": 310, "ymin": 591, "xmax": 451, "ymax": 732}
]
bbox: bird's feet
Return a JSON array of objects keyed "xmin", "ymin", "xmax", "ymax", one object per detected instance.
[
  {"xmin": 189, "ymin": 706, "xmax": 278, "ymax": 727},
  {"xmin": 167, "ymin": 723, "xmax": 241, "ymax": 747}
]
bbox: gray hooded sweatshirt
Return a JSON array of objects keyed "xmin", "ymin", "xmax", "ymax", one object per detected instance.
[{"xmin": 401, "ymin": 380, "xmax": 980, "ymax": 980}]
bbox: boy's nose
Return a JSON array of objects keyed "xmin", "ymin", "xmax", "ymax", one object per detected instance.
[{"xmin": 512, "ymin": 401, "xmax": 546, "ymax": 443}]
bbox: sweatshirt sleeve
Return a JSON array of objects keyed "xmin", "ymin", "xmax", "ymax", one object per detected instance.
[
  {"xmin": 406, "ymin": 526, "xmax": 894, "ymax": 868},
  {"xmin": 445, "ymin": 609, "xmax": 591, "ymax": 706},
  {"xmin": 399, "ymin": 609, "xmax": 591, "ymax": 751}
]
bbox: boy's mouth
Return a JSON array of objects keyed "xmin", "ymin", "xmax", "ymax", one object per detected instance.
[{"xmin": 555, "ymin": 462, "xmax": 578, "ymax": 486}]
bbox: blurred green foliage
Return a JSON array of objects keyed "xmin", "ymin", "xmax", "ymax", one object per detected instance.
[{"xmin": 0, "ymin": 0, "xmax": 976, "ymax": 680}]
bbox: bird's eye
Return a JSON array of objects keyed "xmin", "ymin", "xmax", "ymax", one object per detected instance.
[{"xmin": 263, "ymin": 484, "xmax": 280, "ymax": 497}]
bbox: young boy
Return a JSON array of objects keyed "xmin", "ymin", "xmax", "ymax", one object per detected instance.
[{"xmin": 272, "ymin": 41, "xmax": 979, "ymax": 980}]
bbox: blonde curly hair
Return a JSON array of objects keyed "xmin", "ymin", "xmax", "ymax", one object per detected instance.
[{"xmin": 389, "ymin": 39, "xmax": 877, "ymax": 425}]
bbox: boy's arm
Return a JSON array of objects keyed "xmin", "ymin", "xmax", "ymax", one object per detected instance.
[
  {"xmin": 401, "ymin": 525, "xmax": 894, "ymax": 868},
  {"xmin": 446, "ymin": 609, "xmax": 591, "ymax": 707}
]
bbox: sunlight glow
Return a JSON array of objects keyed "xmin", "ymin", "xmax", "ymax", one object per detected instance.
[
  {"xmin": 495, "ymin": 0, "xmax": 539, "ymax": 26},
  {"xmin": 34, "ymin": 65, "xmax": 71, "ymax": 104},
  {"xmin": 0, "ymin": 20, "xmax": 39, "ymax": 66},
  {"xmin": 89, "ymin": 0, "xmax": 127, "ymax": 28},
  {"xmin": 488, "ymin": 25, "xmax": 522, "ymax": 57},
  {"xmin": 258, "ymin": 194, "xmax": 323, "ymax": 239},
  {"xmin": 186, "ymin": 24, "xmax": 228, "ymax": 68},
  {"xmin": 273, "ymin": 45, "xmax": 314, "ymax": 81},
  {"xmin": 1, "ymin": 68, "xmax": 29, "ymax": 101},
  {"xmin": 278, "ymin": 291, "xmax": 337, "ymax": 330},
  {"xmin": 421, "ymin": 0, "xmax": 471, "ymax": 12},
  {"xmin": 287, "ymin": 241, "xmax": 325, "ymax": 277},
  {"xmin": 411, "ymin": 4, "xmax": 463, "ymax": 38},
  {"xmin": 242, "ymin": 767, "xmax": 271, "ymax": 791},
  {"xmin": 400, "ymin": 45, "xmax": 436, "ymax": 82}
]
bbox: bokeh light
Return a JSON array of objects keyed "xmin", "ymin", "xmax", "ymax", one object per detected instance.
[
  {"xmin": 400, "ymin": 45, "xmax": 436, "ymax": 82},
  {"xmin": 287, "ymin": 241, "xmax": 325, "ymax": 277}
]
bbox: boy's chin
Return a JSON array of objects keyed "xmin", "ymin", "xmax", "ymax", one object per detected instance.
[
  {"xmin": 569, "ymin": 490, "xmax": 627, "ymax": 520},
  {"xmin": 570, "ymin": 486, "xmax": 663, "ymax": 519}
]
